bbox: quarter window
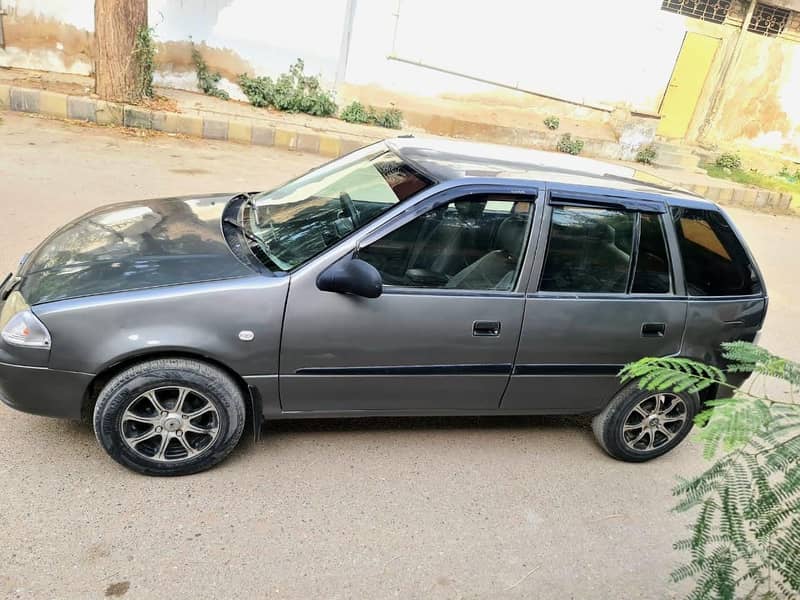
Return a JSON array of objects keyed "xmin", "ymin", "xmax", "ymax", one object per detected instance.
[
  {"xmin": 358, "ymin": 196, "xmax": 533, "ymax": 291},
  {"xmin": 631, "ymin": 213, "xmax": 671, "ymax": 294},
  {"xmin": 672, "ymin": 208, "xmax": 762, "ymax": 296},
  {"xmin": 540, "ymin": 206, "xmax": 634, "ymax": 293}
]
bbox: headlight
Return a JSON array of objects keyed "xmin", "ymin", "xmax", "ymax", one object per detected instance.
[{"xmin": 0, "ymin": 292, "xmax": 51, "ymax": 349}]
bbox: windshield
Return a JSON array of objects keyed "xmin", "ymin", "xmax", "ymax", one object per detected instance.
[{"xmin": 244, "ymin": 144, "xmax": 432, "ymax": 271}]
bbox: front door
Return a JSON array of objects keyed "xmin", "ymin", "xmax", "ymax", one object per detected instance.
[
  {"xmin": 279, "ymin": 190, "xmax": 538, "ymax": 412},
  {"xmin": 657, "ymin": 32, "xmax": 720, "ymax": 139},
  {"xmin": 502, "ymin": 194, "xmax": 687, "ymax": 412}
]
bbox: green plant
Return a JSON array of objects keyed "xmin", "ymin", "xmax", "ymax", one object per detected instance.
[
  {"xmin": 340, "ymin": 101, "xmax": 403, "ymax": 129},
  {"xmin": 191, "ymin": 44, "xmax": 230, "ymax": 100},
  {"xmin": 636, "ymin": 144, "xmax": 658, "ymax": 165},
  {"xmin": 622, "ymin": 342, "xmax": 800, "ymax": 599},
  {"xmin": 340, "ymin": 100, "xmax": 371, "ymax": 124},
  {"xmin": 778, "ymin": 165, "xmax": 791, "ymax": 178},
  {"xmin": 556, "ymin": 133, "xmax": 584, "ymax": 155},
  {"xmin": 544, "ymin": 115, "xmax": 560, "ymax": 130},
  {"xmin": 133, "ymin": 26, "xmax": 156, "ymax": 99},
  {"xmin": 704, "ymin": 163, "xmax": 800, "ymax": 198},
  {"xmin": 715, "ymin": 152, "xmax": 743, "ymax": 170},
  {"xmin": 237, "ymin": 59, "xmax": 337, "ymax": 117},
  {"xmin": 372, "ymin": 104, "xmax": 403, "ymax": 129}
]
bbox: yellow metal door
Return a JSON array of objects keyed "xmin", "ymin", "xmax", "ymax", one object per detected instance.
[{"xmin": 657, "ymin": 32, "xmax": 720, "ymax": 139}]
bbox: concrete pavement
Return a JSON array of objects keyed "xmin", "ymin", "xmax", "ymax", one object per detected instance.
[{"xmin": 0, "ymin": 112, "xmax": 797, "ymax": 600}]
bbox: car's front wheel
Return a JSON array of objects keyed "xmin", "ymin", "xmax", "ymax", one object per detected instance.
[
  {"xmin": 592, "ymin": 382, "xmax": 699, "ymax": 462},
  {"xmin": 93, "ymin": 358, "xmax": 246, "ymax": 476}
]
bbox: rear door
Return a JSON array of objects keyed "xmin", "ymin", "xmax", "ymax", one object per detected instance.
[{"xmin": 502, "ymin": 191, "xmax": 687, "ymax": 412}]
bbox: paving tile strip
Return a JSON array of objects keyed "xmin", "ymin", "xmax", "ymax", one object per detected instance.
[
  {"xmin": 0, "ymin": 84, "xmax": 792, "ymax": 211},
  {"xmin": 0, "ymin": 84, "xmax": 368, "ymax": 160}
]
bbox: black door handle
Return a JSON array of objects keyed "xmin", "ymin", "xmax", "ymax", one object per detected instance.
[
  {"xmin": 473, "ymin": 321, "xmax": 501, "ymax": 337},
  {"xmin": 641, "ymin": 322, "xmax": 666, "ymax": 337}
]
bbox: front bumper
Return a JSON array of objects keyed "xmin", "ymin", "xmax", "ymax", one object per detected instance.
[{"xmin": 0, "ymin": 361, "xmax": 93, "ymax": 419}]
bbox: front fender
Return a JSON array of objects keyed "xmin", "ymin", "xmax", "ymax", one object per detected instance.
[{"xmin": 34, "ymin": 277, "xmax": 288, "ymax": 377}]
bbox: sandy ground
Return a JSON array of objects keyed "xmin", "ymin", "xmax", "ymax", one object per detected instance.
[{"xmin": 0, "ymin": 112, "xmax": 797, "ymax": 600}]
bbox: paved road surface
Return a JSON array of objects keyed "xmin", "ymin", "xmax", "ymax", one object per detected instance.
[{"xmin": 0, "ymin": 113, "xmax": 797, "ymax": 599}]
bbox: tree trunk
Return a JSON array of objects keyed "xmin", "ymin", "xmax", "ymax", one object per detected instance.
[{"xmin": 94, "ymin": 0, "xmax": 148, "ymax": 102}]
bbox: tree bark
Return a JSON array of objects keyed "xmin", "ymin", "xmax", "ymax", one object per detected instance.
[{"xmin": 94, "ymin": 0, "xmax": 148, "ymax": 102}]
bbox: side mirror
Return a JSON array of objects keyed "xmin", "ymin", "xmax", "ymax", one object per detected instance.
[{"xmin": 316, "ymin": 258, "xmax": 383, "ymax": 298}]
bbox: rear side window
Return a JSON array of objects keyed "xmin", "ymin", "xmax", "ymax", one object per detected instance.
[
  {"xmin": 672, "ymin": 208, "xmax": 762, "ymax": 296},
  {"xmin": 540, "ymin": 206, "xmax": 634, "ymax": 293}
]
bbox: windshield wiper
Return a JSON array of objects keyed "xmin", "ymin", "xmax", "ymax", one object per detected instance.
[{"xmin": 223, "ymin": 217, "xmax": 266, "ymax": 247}]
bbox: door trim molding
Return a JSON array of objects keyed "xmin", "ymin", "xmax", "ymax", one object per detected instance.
[{"xmin": 295, "ymin": 364, "xmax": 513, "ymax": 375}]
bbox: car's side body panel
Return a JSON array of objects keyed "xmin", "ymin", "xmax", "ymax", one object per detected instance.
[
  {"xmin": 682, "ymin": 297, "xmax": 766, "ymax": 366},
  {"xmin": 33, "ymin": 275, "xmax": 288, "ymax": 380},
  {"xmin": 502, "ymin": 296, "xmax": 687, "ymax": 412}
]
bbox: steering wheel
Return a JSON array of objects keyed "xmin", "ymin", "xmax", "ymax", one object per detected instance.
[{"xmin": 339, "ymin": 192, "xmax": 361, "ymax": 228}]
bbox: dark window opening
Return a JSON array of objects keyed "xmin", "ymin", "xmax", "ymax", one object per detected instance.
[
  {"xmin": 632, "ymin": 213, "xmax": 672, "ymax": 294},
  {"xmin": 672, "ymin": 208, "xmax": 762, "ymax": 296},
  {"xmin": 748, "ymin": 3, "xmax": 790, "ymax": 36},
  {"xmin": 540, "ymin": 206, "xmax": 634, "ymax": 294},
  {"xmin": 358, "ymin": 195, "xmax": 534, "ymax": 291},
  {"xmin": 661, "ymin": 0, "xmax": 732, "ymax": 24}
]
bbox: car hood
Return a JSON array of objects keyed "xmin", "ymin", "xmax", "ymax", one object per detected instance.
[{"xmin": 17, "ymin": 194, "xmax": 253, "ymax": 305}]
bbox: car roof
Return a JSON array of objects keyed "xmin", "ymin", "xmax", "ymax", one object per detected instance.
[{"xmin": 386, "ymin": 137, "xmax": 714, "ymax": 208}]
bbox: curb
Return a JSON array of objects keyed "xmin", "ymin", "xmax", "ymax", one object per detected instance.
[
  {"xmin": 0, "ymin": 84, "xmax": 371, "ymax": 160},
  {"xmin": 681, "ymin": 182, "xmax": 793, "ymax": 212}
]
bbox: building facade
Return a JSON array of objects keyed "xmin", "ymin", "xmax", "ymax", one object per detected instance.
[{"xmin": 0, "ymin": 0, "xmax": 798, "ymax": 156}]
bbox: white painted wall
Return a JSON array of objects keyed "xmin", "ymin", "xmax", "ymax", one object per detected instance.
[
  {"xmin": 346, "ymin": 0, "xmax": 689, "ymax": 113},
  {"xmin": 0, "ymin": 0, "xmax": 93, "ymax": 74},
  {"xmin": 0, "ymin": 0, "xmax": 687, "ymax": 112}
]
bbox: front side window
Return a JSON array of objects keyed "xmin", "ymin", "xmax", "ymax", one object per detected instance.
[
  {"xmin": 245, "ymin": 145, "xmax": 431, "ymax": 271},
  {"xmin": 672, "ymin": 208, "xmax": 762, "ymax": 296},
  {"xmin": 540, "ymin": 206, "xmax": 634, "ymax": 293},
  {"xmin": 358, "ymin": 195, "xmax": 533, "ymax": 291}
]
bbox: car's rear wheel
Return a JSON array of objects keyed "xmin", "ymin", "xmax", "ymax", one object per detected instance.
[
  {"xmin": 93, "ymin": 358, "xmax": 246, "ymax": 476},
  {"xmin": 592, "ymin": 382, "xmax": 699, "ymax": 462}
]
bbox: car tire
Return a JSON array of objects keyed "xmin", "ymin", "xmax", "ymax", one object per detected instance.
[
  {"xmin": 592, "ymin": 382, "xmax": 699, "ymax": 462},
  {"xmin": 93, "ymin": 358, "xmax": 246, "ymax": 476}
]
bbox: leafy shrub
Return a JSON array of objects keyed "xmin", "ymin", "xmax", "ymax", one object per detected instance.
[
  {"xmin": 543, "ymin": 115, "xmax": 560, "ymax": 130},
  {"xmin": 238, "ymin": 59, "xmax": 337, "ymax": 117},
  {"xmin": 622, "ymin": 342, "xmax": 800, "ymax": 599},
  {"xmin": 340, "ymin": 101, "xmax": 403, "ymax": 129},
  {"xmin": 556, "ymin": 133, "xmax": 584, "ymax": 155},
  {"xmin": 191, "ymin": 45, "xmax": 230, "ymax": 100},
  {"xmin": 635, "ymin": 144, "xmax": 657, "ymax": 165},
  {"xmin": 133, "ymin": 26, "xmax": 156, "ymax": 100},
  {"xmin": 715, "ymin": 152, "xmax": 743, "ymax": 170},
  {"xmin": 340, "ymin": 101, "xmax": 371, "ymax": 124},
  {"xmin": 237, "ymin": 73, "xmax": 271, "ymax": 107},
  {"xmin": 372, "ymin": 105, "xmax": 403, "ymax": 129}
]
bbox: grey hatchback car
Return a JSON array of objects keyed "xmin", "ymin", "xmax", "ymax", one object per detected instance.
[{"xmin": 0, "ymin": 138, "xmax": 766, "ymax": 475}]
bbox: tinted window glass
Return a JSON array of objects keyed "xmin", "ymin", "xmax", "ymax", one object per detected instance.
[
  {"xmin": 672, "ymin": 208, "xmax": 762, "ymax": 296},
  {"xmin": 632, "ymin": 213, "xmax": 671, "ymax": 294},
  {"xmin": 540, "ymin": 206, "xmax": 634, "ymax": 293},
  {"xmin": 359, "ymin": 196, "xmax": 533, "ymax": 291}
]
